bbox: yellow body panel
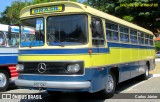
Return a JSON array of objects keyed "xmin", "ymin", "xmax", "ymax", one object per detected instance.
[{"xmin": 19, "ymin": 48, "xmax": 155, "ymax": 68}]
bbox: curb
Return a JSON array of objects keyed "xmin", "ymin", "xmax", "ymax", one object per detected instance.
[{"xmin": 149, "ymin": 74, "xmax": 160, "ymax": 77}]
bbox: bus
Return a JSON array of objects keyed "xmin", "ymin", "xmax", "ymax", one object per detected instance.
[
  {"xmin": 0, "ymin": 24, "xmax": 35, "ymax": 92},
  {"xmin": 15, "ymin": 1, "xmax": 155, "ymax": 98},
  {"xmin": 0, "ymin": 24, "xmax": 19, "ymax": 91}
]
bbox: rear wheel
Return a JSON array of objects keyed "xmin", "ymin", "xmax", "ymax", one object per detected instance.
[
  {"xmin": 98, "ymin": 72, "xmax": 116, "ymax": 98},
  {"xmin": 141, "ymin": 64, "xmax": 149, "ymax": 80},
  {"xmin": 0, "ymin": 70, "xmax": 9, "ymax": 92}
]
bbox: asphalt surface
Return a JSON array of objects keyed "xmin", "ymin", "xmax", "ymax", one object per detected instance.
[{"xmin": 0, "ymin": 60, "xmax": 160, "ymax": 102}]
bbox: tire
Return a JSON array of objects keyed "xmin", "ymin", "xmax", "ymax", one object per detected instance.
[
  {"xmin": 98, "ymin": 72, "xmax": 116, "ymax": 99},
  {"xmin": 141, "ymin": 64, "xmax": 149, "ymax": 80},
  {"xmin": 0, "ymin": 70, "xmax": 9, "ymax": 92}
]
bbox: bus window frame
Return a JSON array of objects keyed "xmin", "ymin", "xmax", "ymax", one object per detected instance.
[
  {"xmin": 0, "ymin": 31, "xmax": 6, "ymax": 47},
  {"xmin": 149, "ymin": 35, "xmax": 154, "ymax": 46},
  {"xmin": 7, "ymin": 32, "xmax": 19, "ymax": 47},
  {"xmin": 91, "ymin": 16, "xmax": 105, "ymax": 46},
  {"xmin": 138, "ymin": 31, "xmax": 145, "ymax": 45},
  {"xmin": 20, "ymin": 17, "xmax": 45, "ymax": 47},
  {"xmin": 119, "ymin": 25, "xmax": 129, "ymax": 43},
  {"xmin": 46, "ymin": 14, "xmax": 89, "ymax": 46},
  {"xmin": 105, "ymin": 21, "xmax": 119, "ymax": 42},
  {"xmin": 144, "ymin": 33, "xmax": 150, "ymax": 46},
  {"xmin": 130, "ymin": 29, "xmax": 138, "ymax": 44}
]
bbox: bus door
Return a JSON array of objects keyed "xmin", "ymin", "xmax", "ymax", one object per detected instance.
[{"xmin": 91, "ymin": 17, "xmax": 107, "ymax": 66}]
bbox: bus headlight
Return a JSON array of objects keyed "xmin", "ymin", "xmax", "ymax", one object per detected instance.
[
  {"xmin": 67, "ymin": 64, "xmax": 80, "ymax": 73},
  {"xmin": 16, "ymin": 64, "xmax": 24, "ymax": 71}
]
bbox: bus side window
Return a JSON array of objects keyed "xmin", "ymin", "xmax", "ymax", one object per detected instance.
[
  {"xmin": 138, "ymin": 32, "xmax": 144, "ymax": 45},
  {"xmin": 0, "ymin": 32, "xmax": 6, "ymax": 46},
  {"xmin": 120, "ymin": 26, "xmax": 129, "ymax": 43},
  {"xmin": 130, "ymin": 29, "xmax": 138, "ymax": 44},
  {"xmin": 106, "ymin": 21, "xmax": 118, "ymax": 41},
  {"xmin": 149, "ymin": 35, "xmax": 154, "ymax": 46},
  {"xmin": 91, "ymin": 17, "xmax": 104, "ymax": 46}
]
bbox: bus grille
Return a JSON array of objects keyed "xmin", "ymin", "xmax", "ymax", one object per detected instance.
[{"xmin": 18, "ymin": 61, "xmax": 84, "ymax": 75}]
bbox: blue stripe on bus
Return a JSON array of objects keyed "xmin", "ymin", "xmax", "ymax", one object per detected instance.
[
  {"xmin": 108, "ymin": 42, "xmax": 155, "ymax": 49},
  {"xmin": 19, "ymin": 42, "xmax": 155, "ymax": 55},
  {"xmin": 19, "ymin": 48, "xmax": 109, "ymax": 54},
  {"xmin": 0, "ymin": 56, "xmax": 18, "ymax": 65}
]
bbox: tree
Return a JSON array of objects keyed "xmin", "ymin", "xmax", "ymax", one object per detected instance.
[
  {"xmin": 0, "ymin": 7, "xmax": 11, "ymax": 24},
  {"xmin": 85, "ymin": 0, "xmax": 160, "ymax": 34},
  {"xmin": 0, "ymin": 0, "xmax": 28, "ymax": 25},
  {"xmin": 0, "ymin": 0, "xmax": 78, "ymax": 24}
]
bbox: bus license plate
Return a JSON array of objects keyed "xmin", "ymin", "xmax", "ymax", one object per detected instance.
[{"xmin": 34, "ymin": 82, "xmax": 47, "ymax": 87}]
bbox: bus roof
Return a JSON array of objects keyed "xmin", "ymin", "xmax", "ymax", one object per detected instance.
[
  {"xmin": 0, "ymin": 24, "xmax": 9, "ymax": 32},
  {"xmin": 0, "ymin": 24, "xmax": 19, "ymax": 33},
  {"xmin": 0, "ymin": 24, "xmax": 35, "ymax": 34},
  {"xmin": 20, "ymin": 1, "xmax": 153, "ymax": 35}
]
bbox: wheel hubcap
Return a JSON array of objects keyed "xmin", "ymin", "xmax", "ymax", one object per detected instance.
[
  {"xmin": 0, "ymin": 73, "xmax": 7, "ymax": 88},
  {"xmin": 146, "ymin": 66, "xmax": 149, "ymax": 77},
  {"xmin": 106, "ymin": 74, "xmax": 114, "ymax": 93}
]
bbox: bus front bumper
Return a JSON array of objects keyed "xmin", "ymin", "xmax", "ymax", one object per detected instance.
[{"xmin": 15, "ymin": 79, "xmax": 91, "ymax": 89}]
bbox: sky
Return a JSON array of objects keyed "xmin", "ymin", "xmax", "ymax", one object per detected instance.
[
  {"xmin": 0, "ymin": 0, "xmax": 85, "ymax": 14},
  {"xmin": 0, "ymin": 0, "xmax": 30, "ymax": 13},
  {"xmin": 0, "ymin": 0, "xmax": 13, "ymax": 13}
]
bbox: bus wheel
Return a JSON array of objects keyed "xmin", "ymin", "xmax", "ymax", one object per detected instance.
[
  {"xmin": 0, "ymin": 70, "xmax": 9, "ymax": 92},
  {"xmin": 141, "ymin": 64, "xmax": 149, "ymax": 80},
  {"xmin": 99, "ymin": 72, "xmax": 116, "ymax": 99}
]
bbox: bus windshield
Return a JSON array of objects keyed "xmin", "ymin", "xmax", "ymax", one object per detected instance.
[
  {"xmin": 20, "ymin": 18, "xmax": 44, "ymax": 47},
  {"xmin": 47, "ymin": 14, "xmax": 88, "ymax": 46}
]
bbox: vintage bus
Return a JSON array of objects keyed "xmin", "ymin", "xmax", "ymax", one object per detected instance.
[
  {"xmin": 0, "ymin": 24, "xmax": 19, "ymax": 91},
  {"xmin": 15, "ymin": 1, "xmax": 155, "ymax": 98},
  {"xmin": 0, "ymin": 24, "xmax": 35, "ymax": 91}
]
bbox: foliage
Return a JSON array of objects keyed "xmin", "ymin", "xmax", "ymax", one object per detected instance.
[
  {"xmin": 0, "ymin": 0, "xmax": 28, "ymax": 25},
  {"xmin": 123, "ymin": 15, "xmax": 134, "ymax": 22},
  {"xmin": 85, "ymin": 0, "xmax": 160, "ymax": 34},
  {"xmin": 0, "ymin": 0, "xmax": 77, "ymax": 25},
  {"xmin": 155, "ymin": 41, "xmax": 160, "ymax": 51}
]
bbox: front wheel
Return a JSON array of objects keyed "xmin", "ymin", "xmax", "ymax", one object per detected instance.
[
  {"xmin": 0, "ymin": 70, "xmax": 9, "ymax": 92},
  {"xmin": 98, "ymin": 72, "xmax": 116, "ymax": 98}
]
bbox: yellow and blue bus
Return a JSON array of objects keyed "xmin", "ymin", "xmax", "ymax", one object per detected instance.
[{"xmin": 15, "ymin": 1, "xmax": 155, "ymax": 97}]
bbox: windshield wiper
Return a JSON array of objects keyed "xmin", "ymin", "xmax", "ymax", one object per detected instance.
[{"xmin": 48, "ymin": 34, "xmax": 64, "ymax": 47}]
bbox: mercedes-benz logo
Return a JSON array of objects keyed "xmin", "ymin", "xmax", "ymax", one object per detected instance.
[{"xmin": 37, "ymin": 63, "xmax": 46, "ymax": 73}]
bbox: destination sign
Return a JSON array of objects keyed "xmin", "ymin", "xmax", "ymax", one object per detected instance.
[{"xmin": 31, "ymin": 5, "xmax": 63, "ymax": 14}]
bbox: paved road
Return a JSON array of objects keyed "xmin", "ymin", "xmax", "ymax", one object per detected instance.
[{"xmin": 1, "ymin": 75, "xmax": 160, "ymax": 102}]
